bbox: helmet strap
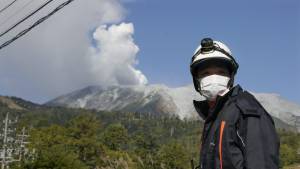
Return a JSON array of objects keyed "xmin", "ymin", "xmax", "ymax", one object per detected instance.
[{"xmin": 228, "ymin": 74, "xmax": 235, "ymax": 88}]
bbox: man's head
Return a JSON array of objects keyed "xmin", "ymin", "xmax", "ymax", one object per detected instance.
[
  {"xmin": 190, "ymin": 38, "xmax": 239, "ymax": 100},
  {"xmin": 194, "ymin": 61, "xmax": 230, "ymax": 79}
]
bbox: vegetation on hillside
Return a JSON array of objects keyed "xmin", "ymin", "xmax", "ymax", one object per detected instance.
[{"xmin": 0, "ymin": 97, "xmax": 299, "ymax": 169}]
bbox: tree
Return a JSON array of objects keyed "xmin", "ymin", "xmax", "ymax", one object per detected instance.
[
  {"xmin": 16, "ymin": 145, "xmax": 88, "ymax": 169},
  {"xmin": 158, "ymin": 142, "xmax": 189, "ymax": 169},
  {"xmin": 280, "ymin": 143, "xmax": 299, "ymax": 167},
  {"xmin": 102, "ymin": 123, "xmax": 128, "ymax": 151},
  {"xmin": 24, "ymin": 125, "xmax": 88, "ymax": 169},
  {"xmin": 67, "ymin": 113, "xmax": 104, "ymax": 167}
]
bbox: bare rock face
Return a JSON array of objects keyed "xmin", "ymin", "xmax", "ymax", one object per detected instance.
[{"xmin": 45, "ymin": 84, "xmax": 300, "ymax": 132}]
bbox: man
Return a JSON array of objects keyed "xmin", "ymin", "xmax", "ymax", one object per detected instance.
[{"xmin": 190, "ymin": 38, "xmax": 280, "ymax": 169}]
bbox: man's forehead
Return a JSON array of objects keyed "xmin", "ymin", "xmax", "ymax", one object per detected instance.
[{"xmin": 196, "ymin": 64, "xmax": 229, "ymax": 73}]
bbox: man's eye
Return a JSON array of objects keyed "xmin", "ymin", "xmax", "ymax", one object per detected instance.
[{"xmin": 200, "ymin": 72, "xmax": 209, "ymax": 77}]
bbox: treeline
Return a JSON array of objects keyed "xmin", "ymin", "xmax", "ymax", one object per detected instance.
[
  {"xmin": 278, "ymin": 129, "xmax": 300, "ymax": 168},
  {"xmin": 6, "ymin": 110, "xmax": 202, "ymax": 169}
]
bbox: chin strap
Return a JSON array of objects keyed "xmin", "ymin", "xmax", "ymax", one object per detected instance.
[
  {"xmin": 227, "ymin": 73, "xmax": 235, "ymax": 88},
  {"xmin": 219, "ymin": 88, "xmax": 230, "ymax": 97}
]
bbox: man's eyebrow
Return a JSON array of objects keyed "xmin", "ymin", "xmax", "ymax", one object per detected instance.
[{"xmin": 199, "ymin": 71, "xmax": 209, "ymax": 74}]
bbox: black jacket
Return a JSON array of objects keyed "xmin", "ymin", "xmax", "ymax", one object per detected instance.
[{"xmin": 193, "ymin": 85, "xmax": 280, "ymax": 169}]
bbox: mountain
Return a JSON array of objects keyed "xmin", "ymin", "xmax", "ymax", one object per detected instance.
[
  {"xmin": 0, "ymin": 96, "xmax": 42, "ymax": 110},
  {"xmin": 45, "ymin": 84, "xmax": 300, "ymax": 132},
  {"xmin": 45, "ymin": 85, "xmax": 183, "ymax": 117},
  {"xmin": 252, "ymin": 93, "xmax": 300, "ymax": 131}
]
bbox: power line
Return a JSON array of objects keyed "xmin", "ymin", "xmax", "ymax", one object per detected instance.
[
  {"xmin": 0, "ymin": 0, "xmax": 54, "ymax": 39},
  {"xmin": 0, "ymin": 0, "xmax": 36, "ymax": 29},
  {"xmin": 0, "ymin": 0, "xmax": 76, "ymax": 51},
  {"xmin": 0, "ymin": 0, "xmax": 18, "ymax": 14}
]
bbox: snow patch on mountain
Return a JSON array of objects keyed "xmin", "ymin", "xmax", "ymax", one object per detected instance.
[
  {"xmin": 45, "ymin": 84, "xmax": 300, "ymax": 131},
  {"xmin": 252, "ymin": 92, "xmax": 300, "ymax": 128},
  {"xmin": 165, "ymin": 84, "xmax": 203, "ymax": 119}
]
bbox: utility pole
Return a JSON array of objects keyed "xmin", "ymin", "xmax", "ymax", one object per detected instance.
[
  {"xmin": 15, "ymin": 127, "xmax": 29, "ymax": 161},
  {"xmin": 0, "ymin": 112, "xmax": 30, "ymax": 169},
  {"xmin": 1, "ymin": 112, "xmax": 9, "ymax": 169}
]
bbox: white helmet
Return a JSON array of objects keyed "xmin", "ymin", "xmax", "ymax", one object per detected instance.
[{"xmin": 190, "ymin": 38, "xmax": 239, "ymax": 92}]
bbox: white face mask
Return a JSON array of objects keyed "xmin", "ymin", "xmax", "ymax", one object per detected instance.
[{"xmin": 198, "ymin": 74, "xmax": 230, "ymax": 101}]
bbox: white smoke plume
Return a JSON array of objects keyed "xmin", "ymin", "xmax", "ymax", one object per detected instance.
[
  {"xmin": 0, "ymin": 0, "xmax": 147, "ymax": 103},
  {"xmin": 89, "ymin": 23, "xmax": 148, "ymax": 86}
]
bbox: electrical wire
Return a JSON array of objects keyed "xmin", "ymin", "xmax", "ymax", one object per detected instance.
[
  {"xmin": 0, "ymin": 0, "xmax": 54, "ymax": 38},
  {"xmin": 0, "ymin": 0, "xmax": 36, "ymax": 29},
  {"xmin": 0, "ymin": 0, "xmax": 18, "ymax": 14},
  {"xmin": 0, "ymin": 0, "xmax": 76, "ymax": 50}
]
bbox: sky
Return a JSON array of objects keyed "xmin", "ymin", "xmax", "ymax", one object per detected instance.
[{"xmin": 0, "ymin": 0, "xmax": 299, "ymax": 104}]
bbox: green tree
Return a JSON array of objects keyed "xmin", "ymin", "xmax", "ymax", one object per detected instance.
[
  {"xmin": 67, "ymin": 113, "xmax": 104, "ymax": 168},
  {"xmin": 102, "ymin": 123, "xmax": 128, "ymax": 151},
  {"xmin": 280, "ymin": 144, "xmax": 298, "ymax": 167},
  {"xmin": 16, "ymin": 145, "xmax": 88, "ymax": 169},
  {"xmin": 158, "ymin": 142, "xmax": 189, "ymax": 169},
  {"xmin": 24, "ymin": 125, "xmax": 87, "ymax": 169},
  {"xmin": 132, "ymin": 132, "xmax": 160, "ymax": 168}
]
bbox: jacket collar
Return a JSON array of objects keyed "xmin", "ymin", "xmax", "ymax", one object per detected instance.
[{"xmin": 193, "ymin": 84, "xmax": 243, "ymax": 122}]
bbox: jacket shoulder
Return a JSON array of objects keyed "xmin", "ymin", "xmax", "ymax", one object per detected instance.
[
  {"xmin": 235, "ymin": 90, "xmax": 276, "ymax": 125},
  {"xmin": 234, "ymin": 90, "xmax": 265, "ymax": 117}
]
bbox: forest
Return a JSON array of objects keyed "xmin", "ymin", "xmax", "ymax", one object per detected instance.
[{"xmin": 0, "ymin": 98, "xmax": 299, "ymax": 169}]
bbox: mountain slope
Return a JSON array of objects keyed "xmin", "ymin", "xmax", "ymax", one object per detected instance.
[
  {"xmin": 45, "ymin": 84, "xmax": 300, "ymax": 132},
  {"xmin": 252, "ymin": 92, "xmax": 300, "ymax": 130},
  {"xmin": 46, "ymin": 85, "xmax": 179, "ymax": 117},
  {"xmin": 0, "ymin": 96, "xmax": 42, "ymax": 110}
]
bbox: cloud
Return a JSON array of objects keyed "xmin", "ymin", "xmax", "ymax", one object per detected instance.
[{"xmin": 0, "ymin": 0, "xmax": 147, "ymax": 103}]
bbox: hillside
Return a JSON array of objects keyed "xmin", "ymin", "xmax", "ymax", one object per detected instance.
[{"xmin": 45, "ymin": 84, "xmax": 300, "ymax": 132}]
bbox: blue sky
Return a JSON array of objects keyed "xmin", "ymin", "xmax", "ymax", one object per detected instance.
[
  {"xmin": 122, "ymin": 0, "xmax": 300, "ymax": 103},
  {"xmin": 0, "ymin": 0, "xmax": 299, "ymax": 104}
]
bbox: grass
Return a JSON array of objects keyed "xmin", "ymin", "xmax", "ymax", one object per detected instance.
[{"xmin": 283, "ymin": 164, "xmax": 300, "ymax": 169}]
